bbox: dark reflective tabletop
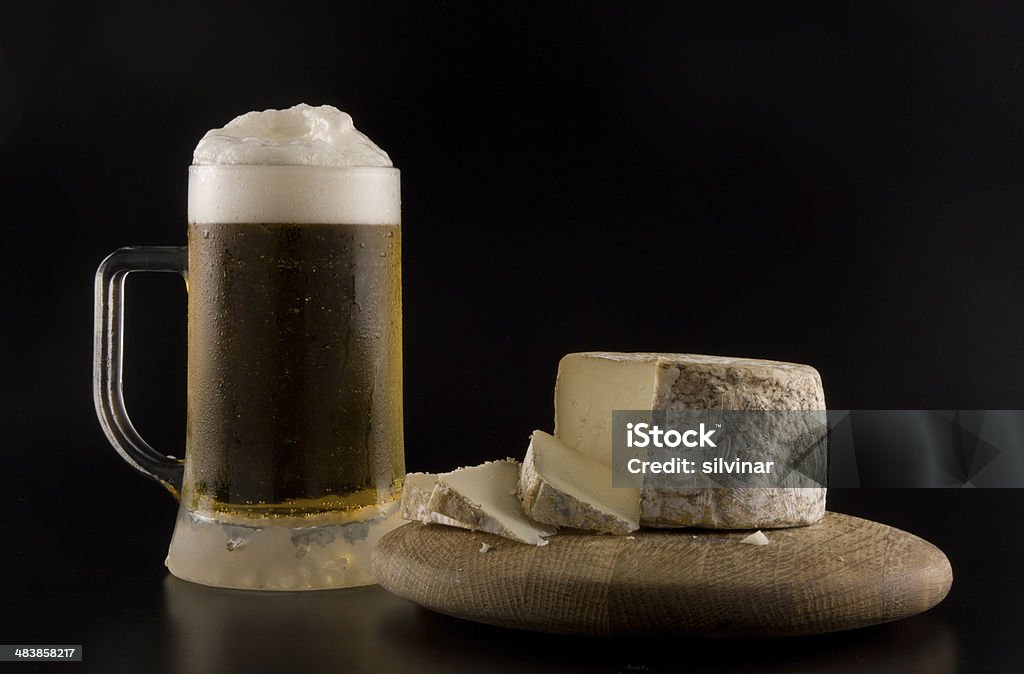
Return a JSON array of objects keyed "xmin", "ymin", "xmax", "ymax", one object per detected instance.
[{"xmin": 2, "ymin": 463, "xmax": 1021, "ymax": 672}]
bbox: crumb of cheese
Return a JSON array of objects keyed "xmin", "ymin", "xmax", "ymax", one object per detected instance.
[{"xmin": 739, "ymin": 530, "xmax": 769, "ymax": 546}]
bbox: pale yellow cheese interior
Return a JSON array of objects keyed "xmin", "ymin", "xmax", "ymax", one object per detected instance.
[
  {"xmin": 554, "ymin": 352, "xmax": 658, "ymax": 467},
  {"xmin": 439, "ymin": 460, "xmax": 554, "ymax": 545}
]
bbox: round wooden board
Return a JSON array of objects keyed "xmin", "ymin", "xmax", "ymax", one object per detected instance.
[{"xmin": 372, "ymin": 512, "xmax": 952, "ymax": 637}]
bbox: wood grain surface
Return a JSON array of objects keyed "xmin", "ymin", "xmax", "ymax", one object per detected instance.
[{"xmin": 372, "ymin": 512, "xmax": 952, "ymax": 637}]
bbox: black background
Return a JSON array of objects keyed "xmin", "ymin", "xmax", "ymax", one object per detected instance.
[{"xmin": 1, "ymin": 2, "xmax": 1023, "ymax": 672}]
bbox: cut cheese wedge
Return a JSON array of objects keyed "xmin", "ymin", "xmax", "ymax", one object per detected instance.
[
  {"xmin": 519, "ymin": 430, "xmax": 639, "ymax": 535},
  {"xmin": 427, "ymin": 460, "xmax": 555, "ymax": 546},
  {"xmin": 399, "ymin": 473, "xmax": 468, "ymax": 527}
]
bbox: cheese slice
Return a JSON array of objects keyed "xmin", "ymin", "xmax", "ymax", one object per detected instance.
[
  {"xmin": 427, "ymin": 460, "xmax": 555, "ymax": 546},
  {"xmin": 518, "ymin": 430, "xmax": 639, "ymax": 535},
  {"xmin": 554, "ymin": 352, "xmax": 826, "ymax": 529},
  {"xmin": 399, "ymin": 473, "xmax": 468, "ymax": 527}
]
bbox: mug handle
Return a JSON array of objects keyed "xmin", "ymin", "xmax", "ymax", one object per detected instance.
[{"xmin": 93, "ymin": 246, "xmax": 188, "ymax": 498}]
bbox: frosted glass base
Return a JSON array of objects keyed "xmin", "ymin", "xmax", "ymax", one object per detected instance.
[{"xmin": 165, "ymin": 502, "xmax": 403, "ymax": 591}]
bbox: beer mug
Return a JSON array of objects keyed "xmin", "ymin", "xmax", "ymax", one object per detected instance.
[{"xmin": 93, "ymin": 108, "xmax": 405, "ymax": 590}]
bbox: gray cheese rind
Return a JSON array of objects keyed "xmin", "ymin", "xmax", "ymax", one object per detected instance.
[
  {"xmin": 641, "ymin": 354, "xmax": 827, "ymax": 529},
  {"xmin": 518, "ymin": 433, "xmax": 640, "ymax": 535}
]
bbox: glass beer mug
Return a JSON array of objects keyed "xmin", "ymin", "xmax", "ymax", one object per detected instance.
[{"xmin": 93, "ymin": 107, "xmax": 405, "ymax": 590}]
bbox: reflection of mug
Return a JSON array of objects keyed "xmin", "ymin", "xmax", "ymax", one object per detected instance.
[{"xmin": 94, "ymin": 164, "xmax": 405, "ymax": 590}]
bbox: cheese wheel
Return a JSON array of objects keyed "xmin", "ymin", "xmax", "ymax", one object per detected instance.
[{"xmin": 554, "ymin": 352, "xmax": 826, "ymax": 529}]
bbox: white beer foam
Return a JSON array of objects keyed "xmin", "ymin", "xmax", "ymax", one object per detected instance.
[
  {"xmin": 189, "ymin": 104, "xmax": 399, "ymax": 225},
  {"xmin": 188, "ymin": 165, "xmax": 400, "ymax": 225},
  {"xmin": 193, "ymin": 103, "xmax": 392, "ymax": 167}
]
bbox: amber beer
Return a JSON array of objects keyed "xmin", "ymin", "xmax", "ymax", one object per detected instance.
[
  {"xmin": 185, "ymin": 220, "xmax": 403, "ymax": 517},
  {"xmin": 181, "ymin": 161, "xmax": 405, "ymax": 529}
]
